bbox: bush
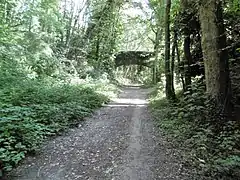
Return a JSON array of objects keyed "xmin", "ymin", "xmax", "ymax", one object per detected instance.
[
  {"xmin": 150, "ymin": 82, "xmax": 240, "ymax": 179},
  {"xmin": 0, "ymin": 79, "xmax": 111, "ymax": 172}
]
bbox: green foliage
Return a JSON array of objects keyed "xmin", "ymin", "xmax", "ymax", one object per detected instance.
[
  {"xmin": 215, "ymin": 155, "xmax": 240, "ymax": 176},
  {"xmin": 86, "ymin": 0, "xmax": 122, "ymax": 74},
  {"xmin": 0, "ymin": 79, "xmax": 111, "ymax": 172},
  {"xmin": 228, "ymin": 0, "xmax": 240, "ymax": 13},
  {"xmin": 150, "ymin": 82, "xmax": 240, "ymax": 179},
  {"xmin": 0, "ymin": 0, "xmax": 121, "ymax": 174}
]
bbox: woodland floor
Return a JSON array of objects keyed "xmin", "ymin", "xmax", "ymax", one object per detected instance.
[{"xmin": 6, "ymin": 86, "xmax": 192, "ymax": 180}]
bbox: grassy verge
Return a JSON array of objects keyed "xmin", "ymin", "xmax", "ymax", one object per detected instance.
[
  {"xmin": 0, "ymin": 79, "xmax": 117, "ymax": 173},
  {"xmin": 149, "ymin": 84, "xmax": 240, "ymax": 180}
]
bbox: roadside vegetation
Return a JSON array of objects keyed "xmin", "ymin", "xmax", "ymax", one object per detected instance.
[
  {"xmin": 1, "ymin": 0, "xmax": 240, "ymax": 179},
  {"xmin": 149, "ymin": 0, "xmax": 240, "ymax": 179},
  {"xmin": 150, "ymin": 82, "xmax": 240, "ymax": 179},
  {"xmin": 0, "ymin": 0, "xmax": 119, "ymax": 174},
  {"xmin": 0, "ymin": 73, "xmax": 118, "ymax": 172}
]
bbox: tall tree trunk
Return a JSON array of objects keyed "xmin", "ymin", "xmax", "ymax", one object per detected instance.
[
  {"xmin": 62, "ymin": 0, "xmax": 67, "ymax": 43},
  {"xmin": 180, "ymin": 0, "xmax": 193, "ymax": 90},
  {"xmin": 199, "ymin": 0, "xmax": 232, "ymax": 120},
  {"xmin": 65, "ymin": 6, "xmax": 74, "ymax": 48},
  {"xmin": 153, "ymin": 27, "xmax": 162, "ymax": 84},
  {"xmin": 171, "ymin": 29, "xmax": 177, "ymax": 95},
  {"xmin": 183, "ymin": 35, "xmax": 192, "ymax": 89},
  {"xmin": 95, "ymin": 36, "xmax": 100, "ymax": 66},
  {"xmin": 175, "ymin": 34, "xmax": 185, "ymax": 90},
  {"xmin": 216, "ymin": 1, "xmax": 232, "ymax": 116},
  {"xmin": 165, "ymin": 0, "xmax": 175, "ymax": 99}
]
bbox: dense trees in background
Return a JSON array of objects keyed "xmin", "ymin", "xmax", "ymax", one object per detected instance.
[
  {"xmin": 0, "ymin": 0, "xmax": 122, "ymax": 174},
  {"xmin": 1, "ymin": 0, "xmax": 239, "ymax": 103},
  {"xmin": 86, "ymin": 0, "xmax": 123, "ymax": 75},
  {"xmin": 149, "ymin": 0, "xmax": 238, "ymax": 121},
  {"xmin": 150, "ymin": 0, "xmax": 240, "ymax": 179},
  {"xmin": 0, "ymin": 0, "xmax": 123, "ymax": 82}
]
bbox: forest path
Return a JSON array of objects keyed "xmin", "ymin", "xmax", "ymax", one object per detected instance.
[{"xmin": 7, "ymin": 86, "xmax": 190, "ymax": 180}]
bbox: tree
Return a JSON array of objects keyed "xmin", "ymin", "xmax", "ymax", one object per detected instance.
[
  {"xmin": 148, "ymin": 0, "xmax": 165, "ymax": 84},
  {"xmin": 164, "ymin": 0, "xmax": 175, "ymax": 99},
  {"xmin": 86, "ymin": 0, "xmax": 122, "ymax": 74},
  {"xmin": 179, "ymin": 0, "xmax": 194, "ymax": 89},
  {"xmin": 199, "ymin": 0, "xmax": 232, "ymax": 119}
]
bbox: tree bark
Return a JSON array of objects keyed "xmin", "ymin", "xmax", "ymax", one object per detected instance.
[
  {"xmin": 180, "ymin": 0, "xmax": 193, "ymax": 90},
  {"xmin": 183, "ymin": 35, "xmax": 192, "ymax": 89},
  {"xmin": 176, "ymin": 35, "xmax": 185, "ymax": 90},
  {"xmin": 171, "ymin": 29, "xmax": 177, "ymax": 95},
  {"xmin": 199, "ymin": 0, "xmax": 232, "ymax": 119},
  {"xmin": 164, "ymin": 0, "xmax": 175, "ymax": 100},
  {"xmin": 153, "ymin": 27, "xmax": 162, "ymax": 84}
]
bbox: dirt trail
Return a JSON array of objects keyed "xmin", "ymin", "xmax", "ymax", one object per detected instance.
[{"xmin": 7, "ymin": 86, "xmax": 190, "ymax": 180}]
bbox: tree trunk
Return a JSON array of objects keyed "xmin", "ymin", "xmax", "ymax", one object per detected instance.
[
  {"xmin": 171, "ymin": 29, "xmax": 177, "ymax": 95},
  {"xmin": 180, "ymin": 0, "xmax": 193, "ymax": 90},
  {"xmin": 199, "ymin": 0, "xmax": 232, "ymax": 120},
  {"xmin": 165, "ymin": 0, "xmax": 175, "ymax": 100},
  {"xmin": 153, "ymin": 27, "xmax": 162, "ymax": 84},
  {"xmin": 183, "ymin": 35, "xmax": 192, "ymax": 89},
  {"xmin": 176, "ymin": 34, "xmax": 185, "ymax": 90}
]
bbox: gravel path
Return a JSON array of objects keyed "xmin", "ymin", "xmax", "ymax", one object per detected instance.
[{"xmin": 7, "ymin": 86, "xmax": 190, "ymax": 180}]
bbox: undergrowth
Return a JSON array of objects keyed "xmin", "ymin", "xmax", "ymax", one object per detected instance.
[
  {"xmin": 0, "ymin": 78, "xmax": 115, "ymax": 173},
  {"xmin": 150, "ymin": 82, "xmax": 240, "ymax": 180}
]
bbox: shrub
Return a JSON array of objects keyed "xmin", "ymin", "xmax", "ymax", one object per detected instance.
[
  {"xmin": 150, "ymin": 82, "xmax": 240, "ymax": 179},
  {"xmin": 0, "ymin": 79, "xmax": 111, "ymax": 172}
]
